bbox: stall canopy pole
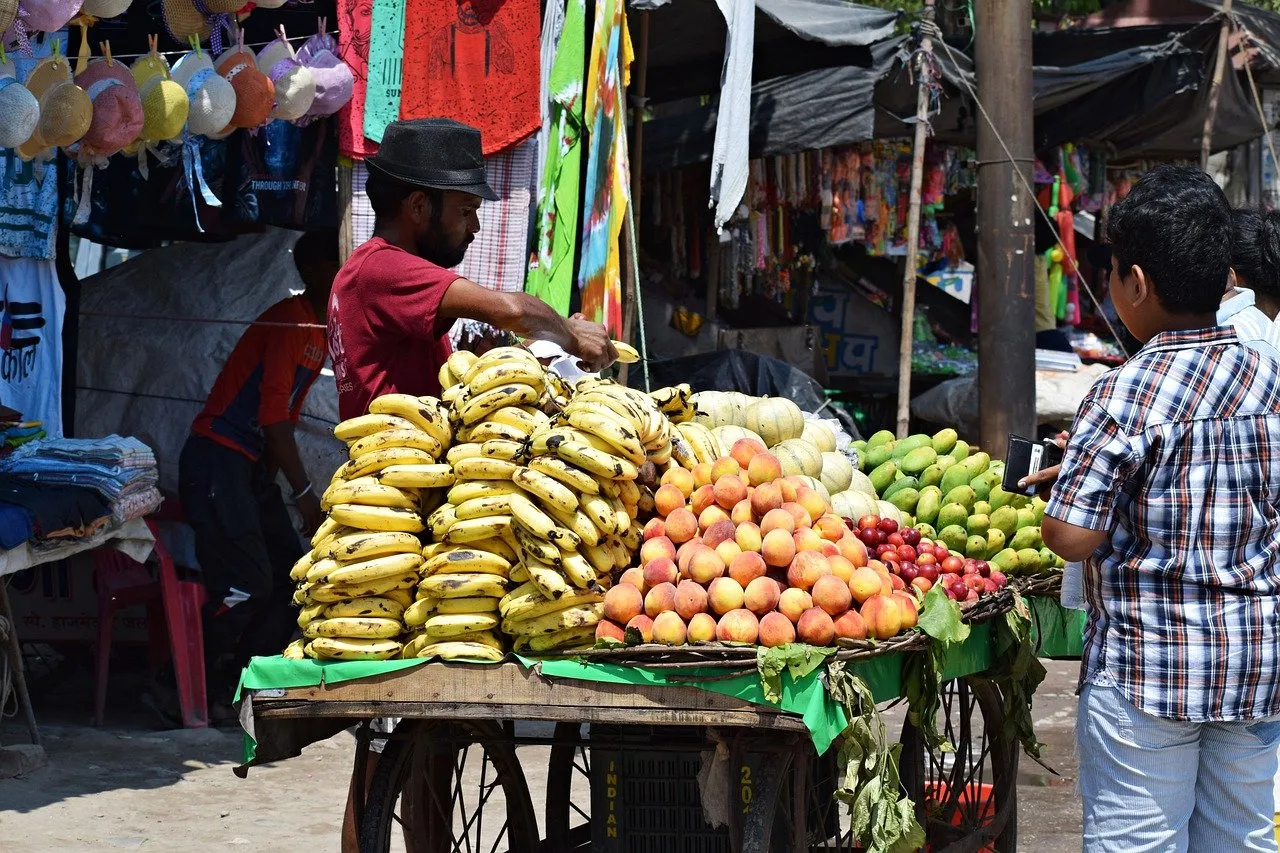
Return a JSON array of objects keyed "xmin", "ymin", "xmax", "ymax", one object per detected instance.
[
  {"xmin": 1201, "ymin": 0, "xmax": 1235, "ymax": 170},
  {"xmin": 620, "ymin": 10, "xmax": 650, "ymax": 385},
  {"xmin": 975, "ymin": 0, "xmax": 1036, "ymax": 459},
  {"xmin": 896, "ymin": 0, "xmax": 937, "ymax": 439}
]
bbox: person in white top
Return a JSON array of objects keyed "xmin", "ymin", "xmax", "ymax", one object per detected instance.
[{"xmin": 1218, "ymin": 207, "xmax": 1280, "ymax": 360}]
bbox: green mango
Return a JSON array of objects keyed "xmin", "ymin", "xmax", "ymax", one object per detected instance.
[
  {"xmin": 989, "ymin": 486, "xmax": 1014, "ymax": 511},
  {"xmin": 936, "ymin": 455, "xmax": 957, "ymax": 472},
  {"xmin": 937, "ymin": 503, "xmax": 970, "ymax": 531},
  {"xmin": 1054, "ymin": 553, "xmax": 1067, "ymax": 569},
  {"xmin": 966, "ymin": 513, "xmax": 990, "ymax": 536},
  {"xmin": 931, "ymin": 428, "xmax": 959, "ymax": 455},
  {"xmin": 867, "ymin": 430, "xmax": 896, "ymax": 449},
  {"xmin": 892, "ymin": 435, "xmax": 932, "ymax": 459},
  {"xmin": 1038, "ymin": 547, "xmax": 1057, "ymax": 569},
  {"xmin": 973, "ymin": 500, "xmax": 992, "ymax": 517},
  {"xmin": 1032, "ymin": 496, "xmax": 1047, "ymax": 525},
  {"xmin": 868, "ymin": 460, "xmax": 898, "ymax": 495},
  {"xmin": 969, "ymin": 475, "xmax": 991, "ymax": 503},
  {"xmin": 900, "ymin": 446, "xmax": 938, "ymax": 475},
  {"xmin": 941, "ymin": 485, "xmax": 977, "ymax": 512},
  {"xmin": 1009, "ymin": 493, "xmax": 1031, "ymax": 510},
  {"xmin": 889, "ymin": 488, "xmax": 920, "ymax": 513},
  {"xmin": 990, "ymin": 506, "xmax": 1019, "ymax": 538},
  {"xmin": 985, "ymin": 527, "xmax": 1006, "ymax": 558},
  {"xmin": 919, "ymin": 464, "xmax": 945, "ymax": 489},
  {"xmin": 990, "ymin": 548, "xmax": 1022, "ymax": 574},
  {"xmin": 915, "ymin": 487, "xmax": 943, "ymax": 526},
  {"xmin": 902, "ymin": 513, "xmax": 916, "ymax": 528},
  {"xmin": 967, "ymin": 535, "xmax": 990, "ymax": 558},
  {"xmin": 915, "ymin": 522, "xmax": 938, "ymax": 540},
  {"xmin": 939, "ymin": 463, "xmax": 971, "ymax": 496},
  {"xmin": 1016, "ymin": 548, "xmax": 1043, "ymax": 572},
  {"xmin": 852, "ymin": 440, "xmax": 868, "ymax": 454},
  {"xmin": 967, "ymin": 452, "xmax": 991, "ymax": 476},
  {"xmin": 1010, "ymin": 526, "xmax": 1043, "ymax": 551},
  {"xmin": 883, "ymin": 476, "xmax": 919, "ymax": 500},
  {"xmin": 948, "ymin": 439, "xmax": 971, "ymax": 462},
  {"xmin": 865, "ymin": 444, "xmax": 894, "ymax": 471},
  {"xmin": 1016, "ymin": 507, "xmax": 1037, "ymax": 529},
  {"xmin": 939, "ymin": 524, "xmax": 970, "ymax": 554}
]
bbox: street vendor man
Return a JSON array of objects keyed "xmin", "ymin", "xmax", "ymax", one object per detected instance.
[{"xmin": 330, "ymin": 117, "xmax": 617, "ymax": 850}]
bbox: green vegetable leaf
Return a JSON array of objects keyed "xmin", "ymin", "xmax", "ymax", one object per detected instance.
[
  {"xmin": 917, "ymin": 583, "xmax": 971, "ymax": 646},
  {"xmin": 755, "ymin": 643, "xmax": 834, "ymax": 704},
  {"xmin": 989, "ymin": 597, "xmax": 1049, "ymax": 759}
]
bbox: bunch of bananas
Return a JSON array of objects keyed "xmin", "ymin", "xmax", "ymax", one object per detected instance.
[
  {"xmin": 649, "ymin": 384, "xmax": 695, "ymax": 423},
  {"xmin": 669, "ymin": 421, "xmax": 727, "ymax": 470}
]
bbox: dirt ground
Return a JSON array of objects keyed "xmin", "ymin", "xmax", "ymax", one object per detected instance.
[{"xmin": 0, "ymin": 654, "xmax": 1084, "ymax": 852}]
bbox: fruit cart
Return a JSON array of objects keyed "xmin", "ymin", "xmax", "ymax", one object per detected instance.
[
  {"xmin": 236, "ymin": 591, "xmax": 1032, "ymax": 853},
  {"xmin": 1012, "ymin": 573, "xmax": 1085, "ymax": 660}
]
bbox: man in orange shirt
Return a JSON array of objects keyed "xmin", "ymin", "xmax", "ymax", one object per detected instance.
[{"xmin": 179, "ymin": 230, "xmax": 338, "ymax": 718}]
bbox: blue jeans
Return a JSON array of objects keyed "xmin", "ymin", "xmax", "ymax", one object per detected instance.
[{"xmin": 1078, "ymin": 682, "xmax": 1280, "ymax": 852}]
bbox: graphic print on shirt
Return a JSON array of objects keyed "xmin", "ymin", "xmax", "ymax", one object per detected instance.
[
  {"xmin": 328, "ymin": 291, "xmax": 353, "ymax": 399},
  {"xmin": 0, "ymin": 284, "xmax": 45, "ymax": 384}
]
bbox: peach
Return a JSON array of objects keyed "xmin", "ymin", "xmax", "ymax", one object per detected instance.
[
  {"xmin": 677, "ymin": 541, "xmax": 707, "ymax": 577},
  {"xmin": 782, "ymin": 501, "xmax": 812, "ymax": 530},
  {"xmin": 797, "ymin": 607, "xmax": 837, "ymax": 646},
  {"xmin": 604, "ymin": 584, "xmax": 644, "ymax": 624},
  {"xmin": 714, "ymin": 475, "xmax": 748, "ymax": 510},
  {"xmin": 654, "ymin": 483, "xmax": 687, "ymax": 518},
  {"xmin": 761, "ymin": 528, "xmax": 797, "ymax": 568},
  {"xmin": 758, "ymin": 611, "xmax": 796, "ymax": 647},
  {"xmin": 702, "ymin": 519, "xmax": 737, "ymax": 549},
  {"xmin": 812, "ymin": 574, "xmax": 853, "ymax": 616},
  {"xmin": 688, "ymin": 547, "xmax": 727, "ymax": 585},
  {"xmin": 820, "ymin": 540, "xmax": 841, "ymax": 559},
  {"xmin": 652, "ymin": 611, "xmax": 688, "ymax": 646},
  {"xmin": 893, "ymin": 591, "xmax": 919, "ymax": 630},
  {"xmin": 699, "ymin": 504, "xmax": 732, "ymax": 531},
  {"xmin": 644, "ymin": 582, "xmax": 678, "ymax": 618},
  {"xmin": 778, "ymin": 588, "xmax": 813, "ymax": 623},
  {"xmin": 795, "ymin": 487, "xmax": 829, "ymax": 523},
  {"xmin": 860, "ymin": 595, "xmax": 903, "ymax": 640},
  {"xmin": 728, "ymin": 551, "xmax": 768, "ymax": 587},
  {"xmin": 889, "ymin": 574, "xmax": 906, "ymax": 592},
  {"xmin": 642, "ymin": 517, "xmax": 667, "ymax": 542},
  {"xmin": 626, "ymin": 614, "xmax": 655, "ymax": 643},
  {"xmin": 786, "ymin": 551, "xmax": 831, "ymax": 590},
  {"xmin": 687, "ymin": 611, "xmax": 718, "ymax": 643},
  {"xmin": 640, "ymin": 536, "xmax": 677, "ymax": 566},
  {"xmin": 716, "ymin": 539, "xmax": 743, "ymax": 568},
  {"xmin": 838, "ymin": 535, "xmax": 870, "ymax": 569},
  {"xmin": 620, "ymin": 567, "xmax": 648, "ymax": 594},
  {"xmin": 828, "ymin": 555, "xmax": 856, "ymax": 584},
  {"xmin": 793, "ymin": 528, "xmax": 825, "ymax": 553},
  {"xmin": 761, "ymin": 508, "xmax": 797, "ymax": 535},
  {"xmin": 833, "ymin": 609, "xmax": 868, "ymax": 641},
  {"xmin": 849, "ymin": 567, "xmax": 885, "ymax": 604},
  {"xmin": 715, "ymin": 608, "xmax": 760, "ymax": 644},
  {"xmin": 690, "ymin": 484, "xmax": 717, "ymax": 517},
  {"xmin": 708, "ymin": 576, "xmax": 745, "ymax": 615},
  {"xmin": 692, "ymin": 462, "xmax": 714, "ymax": 489},
  {"xmin": 596, "ymin": 620, "xmax": 627, "ymax": 643},
  {"xmin": 674, "ymin": 580, "xmax": 709, "ymax": 619},
  {"xmin": 744, "ymin": 576, "xmax": 781, "ymax": 616},
  {"xmin": 735, "ymin": 522, "xmax": 763, "ymax": 553},
  {"xmin": 731, "ymin": 499, "xmax": 755, "ymax": 526},
  {"xmin": 911, "ymin": 576, "xmax": 933, "ymax": 595},
  {"xmin": 814, "ymin": 514, "xmax": 847, "ymax": 543},
  {"xmin": 661, "ymin": 467, "xmax": 696, "ymax": 498},
  {"xmin": 643, "ymin": 558, "xmax": 679, "ymax": 589},
  {"xmin": 880, "ymin": 574, "xmax": 896, "ymax": 597},
  {"xmin": 747, "ymin": 452, "xmax": 783, "ymax": 487},
  {"xmin": 750, "ymin": 483, "xmax": 784, "ymax": 519},
  {"xmin": 778, "ymin": 476, "xmax": 803, "ymax": 503},
  {"xmin": 730, "ymin": 437, "xmax": 768, "ymax": 469},
  {"xmin": 711, "ymin": 456, "xmax": 741, "ymax": 481},
  {"xmin": 665, "ymin": 508, "xmax": 699, "ymax": 544}
]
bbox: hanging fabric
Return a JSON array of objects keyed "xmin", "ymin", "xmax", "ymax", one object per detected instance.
[
  {"xmin": 337, "ymin": 0, "xmax": 377, "ymax": 157},
  {"xmin": 362, "ymin": 0, "xmax": 405, "ymax": 143},
  {"xmin": 708, "ymin": 0, "xmax": 753, "ymax": 231},
  {"xmin": 0, "ymin": 256, "xmax": 65, "ymax": 436},
  {"xmin": 535, "ymin": 0, "xmax": 568, "ymax": 197},
  {"xmin": 453, "ymin": 138, "xmax": 538, "ymax": 293}
]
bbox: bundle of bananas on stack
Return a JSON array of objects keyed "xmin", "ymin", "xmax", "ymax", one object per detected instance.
[
  {"xmin": 286, "ymin": 394, "xmax": 453, "ymax": 661},
  {"xmin": 649, "ymin": 384, "xmax": 695, "ymax": 423},
  {"xmin": 669, "ymin": 421, "xmax": 726, "ymax": 470}
]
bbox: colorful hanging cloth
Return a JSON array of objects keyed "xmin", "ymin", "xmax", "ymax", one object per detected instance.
[
  {"xmin": 362, "ymin": 0, "xmax": 405, "ymax": 144},
  {"xmin": 337, "ymin": 0, "xmax": 377, "ymax": 157}
]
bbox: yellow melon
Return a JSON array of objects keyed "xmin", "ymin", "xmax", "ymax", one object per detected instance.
[
  {"xmin": 802, "ymin": 421, "xmax": 838, "ymax": 453},
  {"xmin": 820, "ymin": 451, "xmax": 854, "ymax": 495},
  {"xmin": 712, "ymin": 424, "xmax": 765, "ymax": 450},
  {"xmin": 745, "ymin": 398, "xmax": 805, "ymax": 447},
  {"xmin": 774, "ymin": 439, "xmax": 823, "ymax": 478},
  {"xmin": 690, "ymin": 391, "xmax": 736, "ymax": 428}
]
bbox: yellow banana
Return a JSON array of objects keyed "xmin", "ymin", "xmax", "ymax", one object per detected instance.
[
  {"xmin": 349, "ymin": 428, "xmax": 443, "ymax": 462},
  {"xmin": 368, "ymin": 394, "xmax": 452, "ymax": 448},
  {"xmin": 438, "ymin": 361, "xmax": 458, "ymax": 390},
  {"xmin": 448, "ymin": 480, "xmax": 522, "ymax": 505},
  {"xmin": 521, "ymin": 624, "xmax": 598, "ymax": 654},
  {"xmin": 502, "ymin": 601, "xmax": 604, "ymax": 637},
  {"xmin": 528, "ymin": 456, "xmax": 600, "ymax": 495},
  {"xmin": 509, "ymin": 562, "xmax": 530, "ymax": 583},
  {"xmin": 423, "ymin": 547, "xmax": 512, "ymax": 577},
  {"xmin": 326, "ymin": 552, "xmax": 423, "ymax": 587},
  {"xmin": 314, "ymin": 617, "xmax": 402, "ymax": 639},
  {"xmin": 466, "ymin": 360, "xmax": 546, "ymax": 396},
  {"xmin": 579, "ymin": 494, "xmax": 619, "ymax": 536},
  {"xmin": 427, "ymin": 503, "xmax": 459, "ymax": 539},
  {"xmin": 445, "ymin": 515, "xmax": 514, "ymax": 544},
  {"xmin": 595, "ymin": 476, "xmax": 622, "ymax": 500},
  {"xmin": 621, "ymin": 521, "xmax": 642, "ymax": 552},
  {"xmin": 648, "ymin": 439, "xmax": 673, "ymax": 466},
  {"xmin": 499, "ymin": 585, "xmax": 604, "ymax": 620},
  {"xmin": 324, "ymin": 596, "xmax": 406, "ymax": 620},
  {"xmin": 446, "ymin": 350, "xmax": 479, "ymax": 382},
  {"xmin": 403, "ymin": 640, "xmax": 504, "ymax": 662},
  {"xmin": 422, "ymin": 612, "xmax": 500, "ymax": 640},
  {"xmin": 528, "ymin": 426, "xmax": 589, "ymax": 456},
  {"xmin": 418, "ymin": 572, "xmax": 509, "ymax": 599},
  {"xmin": 480, "ymin": 438, "xmax": 526, "ymax": 462},
  {"xmin": 441, "ymin": 382, "xmax": 469, "ymax": 408},
  {"xmin": 378, "ymin": 464, "xmax": 456, "ymax": 489},
  {"xmin": 581, "ymin": 541, "xmax": 615, "ymax": 575},
  {"xmin": 513, "ymin": 525, "xmax": 562, "ymax": 566},
  {"xmin": 334, "ymin": 413, "xmax": 417, "ymax": 442},
  {"xmin": 290, "ymin": 551, "xmax": 316, "ymax": 582},
  {"xmin": 446, "ymin": 442, "xmax": 484, "ymax": 466},
  {"xmin": 453, "ymin": 457, "xmax": 521, "ymax": 481},
  {"xmin": 292, "ymin": 584, "xmax": 313, "ymax": 606},
  {"xmin": 463, "ymin": 421, "xmax": 530, "ymax": 444},
  {"xmin": 435, "ymin": 596, "xmax": 501, "ymax": 615},
  {"xmin": 343, "ymin": 446, "xmax": 438, "ymax": 480},
  {"xmin": 512, "ymin": 467, "xmax": 580, "ymax": 514},
  {"xmin": 543, "ymin": 502, "xmax": 600, "ymax": 548},
  {"xmin": 330, "ymin": 504, "xmax": 425, "ymax": 534},
  {"xmin": 310, "ymin": 516, "xmax": 347, "ymax": 548},
  {"xmin": 308, "ymin": 636, "xmax": 402, "ymax": 661},
  {"xmin": 487, "ymin": 406, "xmax": 548, "ymax": 434},
  {"xmin": 560, "ymin": 552, "xmax": 599, "ymax": 588},
  {"xmin": 567, "ymin": 391, "xmax": 647, "ymax": 429},
  {"xmin": 618, "ymin": 478, "xmax": 641, "ymax": 508},
  {"xmin": 462, "ymin": 346, "xmax": 540, "ymax": 384},
  {"xmin": 318, "ymin": 531, "xmax": 422, "ymax": 563},
  {"xmin": 296, "ymin": 602, "xmax": 326, "ymax": 628},
  {"xmin": 612, "ymin": 341, "xmax": 640, "ymax": 363},
  {"xmin": 323, "ymin": 477, "xmax": 417, "ymax": 511},
  {"xmin": 555, "ymin": 441, "xmax": 639, "ymax": 481},
  {"xmin": 508, "ymin": 493, "xmax": 576, "ymax": 547},
  {"xmin": 305, "ymin": 558, "xmax": 341, "ymax": 583},
  {"xmin": 670, "ymin": 431, "xmax": 699, "ymax": 469},
  {"xmin": 454, "ymin": 494, "xmax": 516, "ymax": 521},
  {"xmin": 284, "ymin": 639, "xmax": 306, "ymax": 659},
  {"xmin": 608, "ymin": 536, "xmax": 630, "ymax": 570},
  {"xmin": 385, "ymin": 588, "xmax": 415, "ymax": 609},
  {"xmin": 458, "ymin": 383, "xmax": 542, "ymax": 426},
  {"xmin": 468, "ymin": 535, "xmax": 520, "ymax": 564},
  {"xmin": 403, "ymin": 597, "xmax": 436, "ymax": 628},
  {"xmin": 524, "ymin": 557, "xmax": 574, "ymax": 601}
]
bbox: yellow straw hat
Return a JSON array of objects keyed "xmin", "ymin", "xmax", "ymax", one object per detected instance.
[
  {"xmin": 17, "ymin": 52, "xmax": 91, "ymax": 160},
  {"xmin": 131, "ymin": 36, "xmax": 189, "ymax": 143}
]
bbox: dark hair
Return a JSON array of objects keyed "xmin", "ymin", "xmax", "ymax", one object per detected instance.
[
  {"xmin": 1105, "ymin": 164, "xmax": 1231, "ymax": 314},
  {"xmin": 1231, "ymin": 206, "xmax": 1280, "ymax": 300},
  {"xmin": 364, "ymin": 168, "xmax": 443, "ymax": 223},
  {"xmin": 292, "ymin": 228, "xmax": 339, "ymax": 275}
]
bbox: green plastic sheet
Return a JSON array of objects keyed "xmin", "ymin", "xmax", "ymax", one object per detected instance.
[{"xmin": 1027, "ymin": 595, "xmax": 1086, "ymax": 659}]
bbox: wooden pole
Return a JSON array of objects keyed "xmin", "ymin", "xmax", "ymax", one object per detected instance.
[
  {"xmin": 619, "ymin": 11, "xmax": 650, "ymax": 384},
  {"xmin": 338, "ymin": 160, "xmax": 355, "ymax": 264},
  {"xmin": 895, "ymin": 0, "xmax": 936, "ymax": 438},
  {"xmin": 1201, "ymin": 0, "xmax": 1235, "ymax": 170}
]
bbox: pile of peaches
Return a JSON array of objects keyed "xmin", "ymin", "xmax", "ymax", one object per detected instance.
[{"xmin": 596, "ymin": 440, "xmax": 922, "ymax": 649}]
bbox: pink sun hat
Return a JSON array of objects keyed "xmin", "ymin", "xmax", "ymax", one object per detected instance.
[
  {"xmin": 294, "ymin": 19, "xmax": 352, "ymax": 119},
  {"xmin": 75, "ymin": 48, "xmax": 144, "ymax": 157}
]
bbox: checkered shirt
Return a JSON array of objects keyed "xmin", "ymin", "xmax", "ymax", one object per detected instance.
[{"xmin": 1047, "ymin": 326, "xmax": 1280, "ymax": 722}]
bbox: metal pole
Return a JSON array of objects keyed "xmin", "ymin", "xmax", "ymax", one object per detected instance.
[
  {"xmin": 620, "ymin": 11, "xmax": 650, "ymax": 384},
  {"xmin": 975, "ymin": 0, "xmax": 1036, "ymax": 458},
  {"xmin": 1201, "ymin": 0, "xmax": 1235, "ymax": 170},
  {"xmin": 896, "ymin": 0, "xmax": 936, "ymax": 439}
]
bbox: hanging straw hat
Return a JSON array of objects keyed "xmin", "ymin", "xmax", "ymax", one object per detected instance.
[
  {"xmin": 0, "ymin": 0, "xmax": 18, "ymax": 33},
  {"xmin": 295, "ymin": 19, "xmax": 352, "ymax": 120},
  {"xmin": 215, "ymin": 30, "xmax": 272, "ymax": 130},
  {"xmin": 79, "ymin": 0, "xmax": 130, "ymax": 18},
  {"xmin": 17, "ymin": 52, "xmax": 91, "ymax": 160},
  {"xmin": 257, "ymin": 28, "xmax": 314, "ymax": 122},
  {"xmin": 20, "ymin": 0, "xmax": 83, "ymax": 33},
  {"xmin": 75, "ymin": 45, "xmax": 143, "ymax": 157},
  {"xmin": 131, "ymin": 37, "xmax": 188, "ymax": 143},
  {"xmin": 170, "ymin": 45, "xmax": 235, "ymax": 137},
  {"xmin": 0, "ymin": 59, "xmax": 39, "ymax": 149},
  {"xmin": 160, "ymin": 0, "xmax": 209, "ymax": 43}
]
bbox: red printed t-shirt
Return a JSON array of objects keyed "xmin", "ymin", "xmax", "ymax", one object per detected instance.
[
  {"xmin": 192, "ymin": 296, "xmax": 326, "ymax": 461},
  {"xmin": 329, "ymin": 238, "xmax": 457, "ymax": 421}
]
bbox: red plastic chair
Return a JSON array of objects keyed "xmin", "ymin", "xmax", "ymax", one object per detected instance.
[{"xmin": 92, "ymin": 515, "xmax": 208, "ymax": 728}]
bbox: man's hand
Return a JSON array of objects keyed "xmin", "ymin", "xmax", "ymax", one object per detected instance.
[
  {"xmin": 1017, "ymin": 431, "xmax": 1068, "ymax": 500},
  {"xmin": 565, "ymin": 313, "xmax": 618, "ymax": 373},
  {"xmin": 297, "ymin": 491, "xmax": 324, "ymax": 536}
]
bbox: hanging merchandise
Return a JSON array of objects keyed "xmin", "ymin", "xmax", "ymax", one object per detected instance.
[
  {"xmin": 0, "ymin": 257, "xmax": 64, "ymax": 437},
  {"xmin": 535, "ymin": 0, "xmax": 567, "ymax": 194},
  {"xmin": 0, "ymin": 0, "xmax": 16, "ymax": 37},
  {"xmin": 526, "ymin": 0, "xmax": 584, "ymax": 316},
  {"xmin": 577, "ymin": 0, "xmax": 632, "ymax": 336},
  {"xmin": 79, "ymin": 0, "xmax": 129, "ymax": 19},
  {"xmin": 16, "ymin": 49, "xmax": 91, "ymax": 161},
  {"xmin": 225, "ymin": 115, "xmax": 337, "ymax": 229},
  {"xmin": 708, "ymin": 0, "xmax": 753, "ymax": 231},
  {"xmin": 349, "ymin": 158, "xmax": 373, "ymax": 246},
  {"xmin": 296, "ymin": 18, "xmax": 354, "ymax": 121},
  {"xmin": 454, "ymin": 137, "xmax": 536, "ymax": 294},
  {"xmin": 361, "ymin": 0, "xmax": 403, "ymax": 143},
  {"xmin": 214, "ymin": 30, "xmax": 274, "ymax": 134},
  {"xmin": 130, "ymin": 38, "xmax": 189, "ymax": 159},
  {"xmin": 257, "ymin": 27, "xmax": 315, "ymax": 122},
  {"xmin": 0, "ymin": 60, "xmax": 40, "ymax": 149},
  {"xmin": 160, "ymin": 0, "xmax": 211, "ymax": 46},
  {"xmin": 70, "ymin": 42, "xmax": 144, "ymax": 223},
  {"xmin": 16, "ymin": 0, "xmax": 82, "ymax": 38},
  {"xmin": 171, "ymin": 44, "xmax": 236, "ymax": 137},
  {"xmin": 399, "ymin": 0, "xmax": 541, "ymax": 156},
  {"xmin": 0, "ymin": 153, "xmax": 57, "ymax": 258},
  {"xmin": 336, "ymin": 0, "xmax": 375, "ymax": 157}
]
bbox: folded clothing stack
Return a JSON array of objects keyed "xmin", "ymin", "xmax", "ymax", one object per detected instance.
[
  {"xmin": 0, "ymin": 436, "xmax": 163, "ymax": 527},
  {"xmin": 1, "ymin": 422, "xmax": 46, "ymax": 452}
]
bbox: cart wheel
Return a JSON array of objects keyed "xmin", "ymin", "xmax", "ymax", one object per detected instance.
[
  {"xmin": 898, "ymin": 676, "xmax": 1019, "ymax": 853},
  {"xmin": 358, "ymin": 719, "xmax": 540, "ymax": 853},
  {"xmin": 545, "ymin": 722, "xmax": 593, "ymax": 851}
]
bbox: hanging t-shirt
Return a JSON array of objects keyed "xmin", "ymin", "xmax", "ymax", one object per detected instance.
[
  {"xmin": 0, "ymin": 257, "xmax": 64, "ymax": 436},
  {"xmin": 329, "ymin": 238, "xmax": 457, "ymax": 421},
  {"xmin": 362, "ymin": 0, "xmax": 406, "ymax": 144},
  {"xmin": 337, "ymin": 0, "xmax": 378, "ymax": 158},
  {"xmin": 399, "ymin": 0, "xmax": 541, "ymax": 155},
  {"xmin": 0, "ymin": 154, "xmax": 59, "ymax": 261}
]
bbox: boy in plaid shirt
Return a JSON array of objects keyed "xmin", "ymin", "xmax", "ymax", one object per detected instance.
[{"xmin": 1044, "ymin": 165, "xmax": 1280, "ymax": 852}]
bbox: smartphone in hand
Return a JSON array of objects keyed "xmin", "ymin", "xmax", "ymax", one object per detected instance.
[{"xmin": 1003, "ymin": 435, "xmax": 1064, "ymax": 496}]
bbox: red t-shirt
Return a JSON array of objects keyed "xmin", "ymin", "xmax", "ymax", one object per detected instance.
[
  {"xmin": 329, "ymin": 238, "xmax": 457, "ymax": 421},
  {"xmin": 192, "ymin": 296, "xmax": 326, "ymax": 460}
]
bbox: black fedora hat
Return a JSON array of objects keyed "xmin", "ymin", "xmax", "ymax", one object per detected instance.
[{"xmin": 366, "ymin": 118, "xmax": 498, "ymax": 201}]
